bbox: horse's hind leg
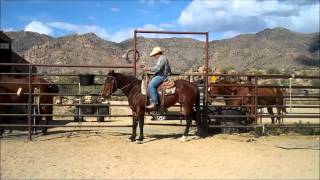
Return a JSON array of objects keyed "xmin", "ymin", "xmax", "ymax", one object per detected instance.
[
  {"xmin": 42, "ymin": 106, "xmax": 54, "ymax": 134},
  {"xmin": 180, "ymin": 115, "xmax": 192, "ymax": 142},
  {"xmin": 42, "ymin": 116, "xmax": 51, "ymax": 134},
  {"xmin": 0, "ymin": 120, "xmax": 3, "ymax": 137},
  {"xmin": 267, "ymin": 107, "xmax": 275, "ymax": 124},
  {"xmin": 276, "ymin": 108, "xmax": 282, "ymax": 124},
  {"xmin": 194, "ymin": 115, "xmax": 203, "ymax": 138}
]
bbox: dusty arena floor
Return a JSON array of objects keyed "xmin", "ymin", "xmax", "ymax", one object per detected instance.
[{"xmin": 1, "ymin": 122, "xmax": 319, "ymax": 180}]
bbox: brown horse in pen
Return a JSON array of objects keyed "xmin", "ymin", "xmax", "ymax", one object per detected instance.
[
  {"xmin": 208, "ymin": 79, "xmax": 286, "ymax": 124},
  {"xmin": 102, "ymin": 70, "xmax": 203, "ymax": 143},
  {"xmin": 0, "ymin": 75, "xmax": 59, "ymax": 135}
]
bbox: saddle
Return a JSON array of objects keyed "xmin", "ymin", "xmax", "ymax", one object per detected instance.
[
  {"xmin": 141, "ymin": 79, "xmax": 176, "ymax": 96},
  {"xmin": 157, "ymin": 80, "xmax": 175, "ymax": 95}
]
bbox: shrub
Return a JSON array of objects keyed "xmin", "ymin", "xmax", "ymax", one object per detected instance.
[
  {"xmin": 311, "ymin": 79, "xmax": 320, "ymax": 87},
  {"xmin": 266, "ymin": 67, "xmax": 281, "ymax": 74}
]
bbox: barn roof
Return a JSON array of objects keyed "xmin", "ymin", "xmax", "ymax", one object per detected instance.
[{"xmin": 0, "ymin": 31, "xmax": 12, "ymax": 43}]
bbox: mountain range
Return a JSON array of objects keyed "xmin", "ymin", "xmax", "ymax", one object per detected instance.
[{"xmin": 5, "ymin": 27, "xmax": 319, "ymax": 74}]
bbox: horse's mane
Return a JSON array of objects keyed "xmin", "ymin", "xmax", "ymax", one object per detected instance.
[{"xmin": 115, "ymin": 73, "xmax": 141, "ymax": 85}]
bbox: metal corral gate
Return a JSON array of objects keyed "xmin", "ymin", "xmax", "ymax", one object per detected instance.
[{"xmin": 205, "ymin": 73, "xmax": 320, "ymax": 134}]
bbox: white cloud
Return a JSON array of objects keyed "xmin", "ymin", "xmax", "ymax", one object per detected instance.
[
  {"xmin": 140, "ymin": 0, "xmax": 155, "ymax": 5},
  {"xmin": 159, "ymin": 23, "xmax": 175, "ymax": 29},
  {"xmin": 288, "ymin": 4, "xmax": 319, "ymax": 33},
  {"xmin": 108, "ymin": 28, "xmax": 134, "ymax": 42},
  {"xmin": 110, "ymin": 7, "xmax": 120, "ymax": 12},
  {"xmin": 3, "ymin": 27, "xmax": 16, "ymax": 32},
  {"xmin": 87, "ymin": 16, "xmax": 96, "ymax": 20},
  {"xmin": 140, "ymin": 0, "xmax": 170, "ymax": 5},
  {"xmin": 23, "ymin": 20, "xmax": 188, "ymax": 43},
  {"xmin": 24, "ymin": 21, "xmax": 53, "ymax": 35},
  {"xmin": 47, "ymin": 21, "xmax": 110, "ymax": 39},
  {"xmin": 33, "ymin": 21, "xmax": 169, "ymax": 42},
  {"xmin": 136, "ymin": 9, "xmax": 149, "ymax": 14},
  {"xmin": 108, "ymin": 24, "xmax": 170, "ymax": 42},
  {"xmin": 221, "ymin": 31, "xmax": 242, "ymax": 39},
  {"xmin": 178, "ymin": 0, "xmax": 319, "ymax": 34},
  {"xmin": 160, "ymin": 0, "xmax": 170, "ymax": 4}
]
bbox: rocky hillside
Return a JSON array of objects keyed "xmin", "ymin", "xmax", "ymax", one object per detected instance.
[
  {"xmin": 6, "ymin": 31, "xmax": 54, "ymax": 55},
  {"xmin": 5, "ymin": 27, "xmax": 319, "ymax": 74},
  {"xmin": 211, "ymin": 28, "xmax": 319, "ymax": 70}
]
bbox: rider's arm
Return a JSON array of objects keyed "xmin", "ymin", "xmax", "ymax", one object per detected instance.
[{"xmin": 148, "ymin": 56, "xmax": 166, "ymax": 73}]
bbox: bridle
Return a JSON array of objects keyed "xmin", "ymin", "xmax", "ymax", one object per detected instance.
[{"xmin": 105, "ymin": 76, "xmax": 134, "ymax": 96}]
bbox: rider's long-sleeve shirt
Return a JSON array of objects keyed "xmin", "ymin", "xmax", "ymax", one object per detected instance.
[{"xmin": 148, "ymin": 55, "xmax": 171, "ymax": 77}]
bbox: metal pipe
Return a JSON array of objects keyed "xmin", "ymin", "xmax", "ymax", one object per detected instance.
[
  {"xmin": 1, "ymin": 124, "xmax": 318, "ymax": 129},
  {"xmin": 254, "ymin": 75, "xmax": 258, "ymax": 124},
  {"xmin": 135, "ymin": 30, "xmax": 207, "ymax": 35},
  {"xmin": 0, "ymin": 63, "xmax": 134, "ymax": 69},
  {"xmin": 27, "ymin": 64, "xmax": 32, "ymax": 140},
  {"xmin": 133, "ymin": 30, "xmax": 137, "ymax": 76}
]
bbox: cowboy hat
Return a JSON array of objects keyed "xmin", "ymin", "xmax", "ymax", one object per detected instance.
[{"xmin": 149, "ymin": 47, "xmax": 163, "ymax": 57}]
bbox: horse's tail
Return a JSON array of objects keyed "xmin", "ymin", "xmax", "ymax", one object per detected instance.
[
  {"xmin": 192, "ymin": 87, "xmax": 200, "ymax": 119},
  {"xmin": 193, "ymin": 86, "xmax": 206, "ymax": 137},
  {"xmin": 48, "ymin": 84, "xmax": 59, "ymax": 93},
  {"xmin": 280, "ymin": 88, "xmax": 287, "ymax": 113}
]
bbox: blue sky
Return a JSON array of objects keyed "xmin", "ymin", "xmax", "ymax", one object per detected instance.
[{"xmin": 1, "ymin": 0, "xmax": 319, "ymax": 42}]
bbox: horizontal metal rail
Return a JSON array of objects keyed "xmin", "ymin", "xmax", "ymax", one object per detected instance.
[
  {"xmin": 207, "ymin": 73, "xmax": 320, "ymax": 79},
  {"xmin": 0, "ymin": 63, "xmax": 134, "ymax": 69},
  {"xmin": 1, "ymin": 124, "xmax": 319, "ymax": 129},
  {"xmin": 1, "ymin": 113, "xmax": 319, "ymax": 119},
  {"xmin": 0, "ymin": 103, "xmax": 319, "ymax": 109},
  {"xmin": 135, "ymin": 30, "xmax": 208, "ymax": 35}
]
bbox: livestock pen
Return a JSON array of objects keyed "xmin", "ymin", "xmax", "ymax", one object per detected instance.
[{"xmin": 0, "ymin": 30, "xmax": 319, "ymax": 140}]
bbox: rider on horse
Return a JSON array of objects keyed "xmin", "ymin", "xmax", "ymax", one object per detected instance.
[{"xmin": 143, "ymin": 47, "xmax": 171, "ymax": 109}]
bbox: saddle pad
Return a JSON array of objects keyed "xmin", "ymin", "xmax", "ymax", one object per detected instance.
[{"xmin": 158, "ymin": 80, "xmax": 175, "ymax": 89}]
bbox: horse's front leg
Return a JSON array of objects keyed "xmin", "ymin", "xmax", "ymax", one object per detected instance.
[
  {"xmin": 276, "ymin": 107, "xmax": 282, "ymax": 124},
  {"xmin": 42, "ymin": 115, "xmax": 51, "ymax": 134},
  {"xmin": 136, "ymin": 113, "xmax": 145, "ymax": 144},
  {"xmin": 0, "ymin": 118, "xmax": 4, "ymax": 137},
  {"xmin": 42, "ymin": 106, "xmax": 53, "ymax": 134},
  {"xmin": 267, "ymin": 107, "xmax": 275, "ymax": 124},
  {"xmin": 129, "ymin": 116, "xmax": 138, "ymax": 142}
]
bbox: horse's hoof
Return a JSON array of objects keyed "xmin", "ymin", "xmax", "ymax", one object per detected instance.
[
  {"xmin": 135, "ymin": 140, "xmax": 144, "ymax": 144},
  {"xmin": 42, "ymin": 129, "xmax": 48, "ymax": 135},
  {"xmin": 179, "ymin": 136, "xmax": 187, "ymax": 142},
  {"xmin": 127, "ymin": 136, "xmax": 136, "ymax": 142},
  {"xmin": 193, "ymin": 136, "xmax": 201, "ymax": 140}
]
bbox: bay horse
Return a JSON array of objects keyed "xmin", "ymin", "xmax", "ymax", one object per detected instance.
[
  {"xmin": 208, "ymin": 79, "xmax": 286, "ymax": 124},
  {"xmin": 102, "ymin": 70, "xmax": 203, "ymax": 143},
  {"xmin": 0, "ymin": 75, "xmax": 59, "ymax": 135}
]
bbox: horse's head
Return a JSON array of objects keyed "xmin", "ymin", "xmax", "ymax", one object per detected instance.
[
  {"xmin": 208, "ymin": 78, "xmax": 239, "ymax": 101},
  {"xmin": 208, "ymin": 77, "xmax": 224, "ymax": 100},
  {"xmin": 208, "ymin": 83, "xmax": 219, "ymax": 100},
  {"xmin": 102, "ymin": 70, "xmax": 118, "ymax": 98},
  {"xmin": 48, "ymin": 84, "xmax": 59, "ymax": 93}
]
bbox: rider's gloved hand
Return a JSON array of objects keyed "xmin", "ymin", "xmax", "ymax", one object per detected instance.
[{"xmin": 140, "ymin": 64, "xmax": 148, "ymax": 71}]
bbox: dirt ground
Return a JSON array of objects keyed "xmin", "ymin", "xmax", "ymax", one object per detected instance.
[{"xmin": 1, "ymin": 121, "xmax": 319, "ymax": 180}]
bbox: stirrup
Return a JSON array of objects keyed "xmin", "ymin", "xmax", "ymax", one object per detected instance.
[{"xmin": 146, "ymin": 103, "xmax": 156, "ymax": 109}]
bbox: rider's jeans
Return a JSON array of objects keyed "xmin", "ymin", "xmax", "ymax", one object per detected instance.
[{"xmin": 148, "ymin": 75, "xmax": 166, "ymax": 105}]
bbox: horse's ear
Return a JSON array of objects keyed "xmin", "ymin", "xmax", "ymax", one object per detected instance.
[
  {"xmin": 108, "ymin": 70, "xmax": 115, "ymax": 75},
  {"xmin": 230, "ymin": 87, "xmax": 237, "ymax": 95}
]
